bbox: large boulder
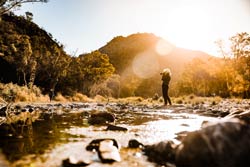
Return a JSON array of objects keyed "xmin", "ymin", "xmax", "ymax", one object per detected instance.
[
  {"xmin": 143, "ymin": 141, "xmax": 176, "ymax": 165},
  {"xmin": 175, "ymin": 119, "xmax": 250, "ymax": 167}
]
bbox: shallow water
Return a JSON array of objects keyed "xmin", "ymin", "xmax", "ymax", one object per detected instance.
[{"xmin": 0, "ymin": 103, "xmax": 217, "ymax": 167}]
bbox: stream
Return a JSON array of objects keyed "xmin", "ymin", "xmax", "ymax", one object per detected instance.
[{"xmin": 0, "ymin": 102, "xmax": 218, "ymax": 167}]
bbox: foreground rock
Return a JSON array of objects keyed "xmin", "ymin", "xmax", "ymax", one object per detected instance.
[
  {"xmin": 226, "ymin": 110, "xmax": 250, "ymax": 123},
  {"xmin": 175, "ymin": 119, "xmax": 250, "ymax": 167},
  {"xmin": 143, "ymin": 141, "xmax": 176, "ymax": 165},
  {"xmin": 62, "ymin": 156, "xmax": 91, "ymax": 167},
  {"xmin": 86, "ymin": 138, "xmax": 121, "ymax": 163},
  {"xmin": 98, "ymin": 139, "xmax": 121, "ymax": 163}
]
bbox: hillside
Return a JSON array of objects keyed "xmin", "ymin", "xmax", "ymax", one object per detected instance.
[
  {"xmin": 99, "ymin": 33, "xmax": 212, "ymax": 97},
  {"xmin": 99, "ymin": 33, "xmax": 211, "ymax": 78},
  {"xmin": 0, "ymin": 13, "xmax": 70, "ymax": 94}
]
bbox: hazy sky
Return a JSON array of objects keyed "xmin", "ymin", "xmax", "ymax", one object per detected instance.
[{"xmin": 15, "ymin": 0, "xmax": 250, "ymax": 56}]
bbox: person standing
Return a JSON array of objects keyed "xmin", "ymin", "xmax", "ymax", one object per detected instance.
[{"xmin": 160, "ymin": 68, "xmax": 172, "ymax": 106}]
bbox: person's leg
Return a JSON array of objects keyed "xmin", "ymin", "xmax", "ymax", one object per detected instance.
[
  {"xmin": 165, "ymin": 86, "xmax": 172, "ymax": 105},
  {"xmin": 162, "ymin": 84, "xmax": 168, "ymax": 105},
  {"xmin": 166, "ymin": 94, "xmax": 172, "ymax": 105}
]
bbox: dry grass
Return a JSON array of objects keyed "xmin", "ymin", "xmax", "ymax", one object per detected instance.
[
  {"xmin": 93, "ymin": 95, "xmax": 107, "ymax": 102},
  {"xmin": 0, "ymin": 83, "xmax": 49, "ymax": 102},
  {"xmin": 0, "ymin": 83, "xmax": 225, "ymax": 105},
  {"xmin": 70, "ymin": 93, "xmax": 93, "ymax": 102},
  {"xmin": 172, "ymin": 95, "xmax": 223, "ymax": 105},
  {"xmin": 54, "ymin": 93, "xmax": 68, "ymax": 102}
]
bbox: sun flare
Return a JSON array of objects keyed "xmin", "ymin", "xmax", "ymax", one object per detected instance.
[
  {"xmin": 132, "ymin": 50, "xmax": 160, "ymax": 79},
  {"xmin": 159, "ymin": 4, "xmax": 215, "ymax": 54},
  {"xmin": 155, "ymin": 39, "xmax": 175, "ymax": 56}
]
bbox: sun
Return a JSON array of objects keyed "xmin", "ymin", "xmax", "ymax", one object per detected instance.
[{"xmin": 161, "ymin": 4, "xmax": 214, "ymax": 53}]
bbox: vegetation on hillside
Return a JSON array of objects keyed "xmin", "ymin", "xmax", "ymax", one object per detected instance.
[
  {"xmin": 178, "ymin": 32, "xmax": 250, "ymax": 98},
  {"xmin": 0, "ymin": 11, "xmax": 249, "ymax": 101}
]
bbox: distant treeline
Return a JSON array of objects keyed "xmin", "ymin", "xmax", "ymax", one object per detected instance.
[{"xmin": 0, "ymin": 14, "xmax": 249, "ymax": 99}]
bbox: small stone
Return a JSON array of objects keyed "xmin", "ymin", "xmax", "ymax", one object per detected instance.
[
  {"xmin": 86, "ymin": 138, "xmax": 119, "ymax": 151},
  {"xmin": 128, "ymin": 139, "xmax": 144, "ymax": 148},
  {"xmin": 62, "ymin": 156, "xmax": 91, "ymax": 167},
  {"xmin": 88, "ymin": 111, "xmax": 115, "ymax": 125},
  {"xmin": 0, "ymin": 106, "xmax": 7, "ymax": 117},
  {"xmin": 106, "ymin": 124, "xmax": 128, "ymax": 131}
]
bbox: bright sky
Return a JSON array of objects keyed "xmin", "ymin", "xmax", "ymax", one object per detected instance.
[{"xmin": 15, "ymin": 0, "xmax": 250, "ymax": 56}]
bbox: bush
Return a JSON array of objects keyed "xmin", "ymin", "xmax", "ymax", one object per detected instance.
[
  {"xmin": 54, "ymin": 93, "xmax": 68, "ymax": 102},
  {"xmin": 71, "ymin": 93, "xmax": 92, "ymax": 102},
  {"xmin": 0, "ymin": 83, "xmax": 48, "ymax": 102}
]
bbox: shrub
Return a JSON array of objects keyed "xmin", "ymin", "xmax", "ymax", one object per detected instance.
[
  {"xmin": 54, "ymin": 93, "xmax": 68, "ymax": 102},
  {"xmin": 0, "ymin": 83, "xmax": 48, "ymax": 102},
  {"xmin": 71, "ymin": 93, "xmax": 92, "ymax": 102}
]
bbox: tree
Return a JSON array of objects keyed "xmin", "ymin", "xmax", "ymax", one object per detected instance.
[
  {"xmin": 89, "ymin": 74, "xmax": 120, "ymax": 97},
  {"xmin": 78, "ymin": 51, "xmax": 115, "ymax": 95},
  {"xmin": 0, "ymin": 0, "xmax": 48, "ymax": 16},
  {"xmin": 2, "ymin": 34, "xmax": 33, "ymax": 86},
  {"xmin": 230, "ymin": 32, "xmax": 250, "ymax": 98}
]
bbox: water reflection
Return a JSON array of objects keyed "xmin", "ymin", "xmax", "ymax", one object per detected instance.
[
  {"xmin": 0, "ymin": 112, "xmax": 88, "ymax": 163},
  {"xmin": 0, "ymin": 104, "xmax": 217, "ymax": 166}
]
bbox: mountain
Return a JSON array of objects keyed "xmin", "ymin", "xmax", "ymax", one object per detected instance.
[
  {"xmin": 99, "ymin": 33, "xmax": 212, "ymax": 97},
  {"xmin": 99, "ymin": 33, "xmax": 211, "ymax": 77}
]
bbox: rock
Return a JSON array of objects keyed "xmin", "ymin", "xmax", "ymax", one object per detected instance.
[
  {"xmin": 62, "ymin": 156, "xmax": 91, "ymax": 167},
  {"xmin": 143, "ymin": 141, "xmax": 176, "ymax": 165},
  {"xmin": 0, "ymin": 106, "xmax": 7, "ymax": 117},
  {"xmin": 128, "ymin": 139, "xmax": 144, "ymax": 148},
  {"xmin": 175, "ymin": 119, "xmax": 250, "ymax": 167},
  {"xmin": 86, "ymin": 138, "xmax": 121, "ymax": 163},
  {"xmin": 226, "ymin": 110, "xmax": 250, "ymax": 123},
  {"xmin": 86, "ymin": 138, "xmax": 119, "ymax": 151},
  {"xmin": 106, "ymin": 124, "xmax": 128, "ymax": 131},
  {"xmin": 88, "ymin": 111, "xmax": 115, "ymax": 125},
  {"xmin": 175, "ymin": 131, "xmax": 188, "ymax": 141},
  {"xmin": 98, "ymin": 139, "xmax": 121, "ymax": 163},
  {"xmin": 15, "ymin": 105, "xmax": 21, "ymax": 110}
]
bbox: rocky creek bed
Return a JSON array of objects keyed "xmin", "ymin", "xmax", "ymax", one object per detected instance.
[{"xmin": 0, "ymin": 99, "xmax": 250, "ymax": 167}]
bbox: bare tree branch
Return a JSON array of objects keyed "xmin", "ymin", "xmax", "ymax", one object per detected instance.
[{"xmin": 0, "ymin": 0, "xmax": 48, "ymax": 16}]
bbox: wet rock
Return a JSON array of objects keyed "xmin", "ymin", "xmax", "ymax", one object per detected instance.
[
  {"xmin": 62, "ymin": 156, "xmax": 91, "ymax": 167},
  {"xmin": 128, "ymin": 139, "xmax": 144, "ymax": 148},
  {"xmin": 86, "ymin": 138, "xmax": 121, "ymax": 163},
  {"xmin": 226, "ymin": 110, "xmax": 250, "ymax": 123},
  {"xmin": 176, "ymin": 119, "xmax": 250, "ymax": 167},
  {"xmin": 175, "ymin": 131, "xmax": 188, "ymax": 141},
  {"xmin": 0, "ymin": 106, "xmax": 7, "ymax": 117},
  {"xmin": 219, "ymin": 111, "xmax": 230, "ymax": 117},
  {"xmin": 15, "ymin": 105, "xmax": 21, "ymax": 110},
  {"xmin": 143, "ymin": 141, "xmax": 176, "ymax": 165},
  {"xmin": 86, "ymin": 138, "xmax": 119, "ymax": 151},
  {"xmin": 88, "ymin": 111, "xmax": 115, "ymax": 125},
  {"xmin": 98, "ymin": 139, "xmax": 121, "ymax": 163},
  {"xmin": 106, "ymin": 124, "xmax": 128, "ymax": 131}
]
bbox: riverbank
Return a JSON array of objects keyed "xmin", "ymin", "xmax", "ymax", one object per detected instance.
[{"xmin": 0, "ymin": 98, "xmax": 249, "ymax": 166}]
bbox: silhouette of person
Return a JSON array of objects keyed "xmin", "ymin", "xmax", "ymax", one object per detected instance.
[
  {"xmin": 160, "ymin": 68, "xmax": 172, "ymax": 105},
  {"xmin": 49, "ymin": 89, "xmax": 54, "ymax": 102}
]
